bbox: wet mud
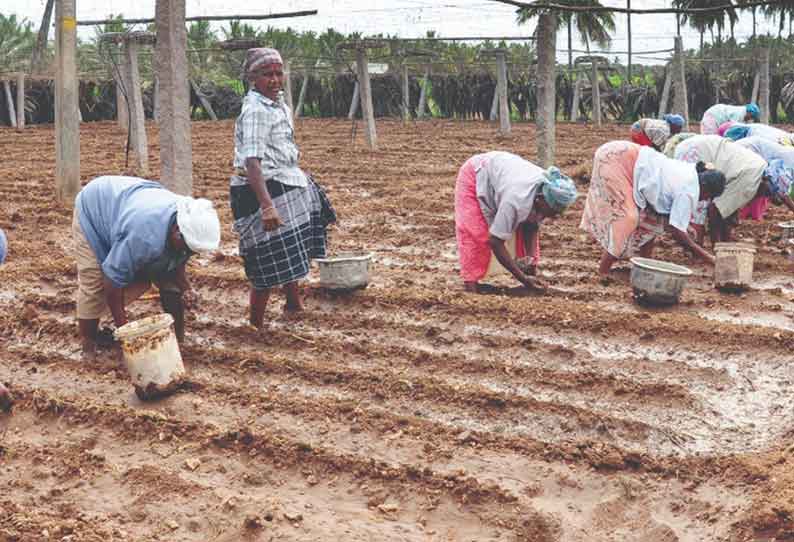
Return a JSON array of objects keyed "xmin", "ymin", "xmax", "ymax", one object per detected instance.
[{"xmin": 1, "ymin": 119, "xmax": 794, "ymax": 541}]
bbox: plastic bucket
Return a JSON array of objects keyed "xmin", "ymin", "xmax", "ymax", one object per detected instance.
[
  {"xmin": 315, "ymin": 253, "xmax": 372, "ymax": 290},
  {"xmin": 114, "ymin": 313, "xmax": 185, "ymax": 400},
  {"xmin": 629, "ymin": 257, "xmax": 693, "ymax": 305},
  {"xmin": 779, "ymin": 221, "xmax": 794, "ymax": 242},
  {"xmin": 714, "ymin": 242, "xmax": 756, "ymax": 291}
]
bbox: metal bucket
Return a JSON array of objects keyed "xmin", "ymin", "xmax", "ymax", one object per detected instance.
[
  {"xmin": 114, "ymin": 313, "xmax": 185, "ymax": 400},
  {"xmin": 315, "ymin": 253, "xmax": 372, "ymax": 290},
  {"xmin": 779, "ymin": 221, "xmax": 794, "ymax": 242},
  {"xmin": 714, "ymin": 242, "xmax": 756, "ymax": 291},
  {"xmin": 629, "ymin": 257, "xmax": 693, "ymax": 305}
]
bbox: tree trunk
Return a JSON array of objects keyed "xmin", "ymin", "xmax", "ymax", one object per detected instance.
[
  {"xmin": 626, "ymin": 0, "xmax": 632, "ymax": 85},
  {"xmin": 31, "ymin": 0, "xmax": 55, "ymax": 73},
  {"xmin": 567, "ymin": 19, "xmax": 573, "ymax": 72},
  {"xmin": 536, "ymin": 12, "xmax": 557, "ymax": 168}
]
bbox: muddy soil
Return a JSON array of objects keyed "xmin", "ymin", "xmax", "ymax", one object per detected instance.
[{"xmin": 1, "ymin": 118, "xmax": 794, "ymax": 541}]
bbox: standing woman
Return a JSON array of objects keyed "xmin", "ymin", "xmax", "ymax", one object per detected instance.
[
  {"xmin": 674, "ymin": 135, "xmax": 773, "ymax": 243},
  {"xmin": 580, "ymin": 141, "xmax": 725, "ymax": 276},
  {"xmin": 454, "ymin": 151, "xmax": 577, "ymax": 292},
  {"xmin": 230, "ymin": 48, "xmax": 336, "ymax": 328},
  {"xmin": 630, "ymin": 114, "xmax": 685, "ymax": 151},
  {"xmin": 700, "ymin": 103, "xmax": 759, "ymax": 135}
]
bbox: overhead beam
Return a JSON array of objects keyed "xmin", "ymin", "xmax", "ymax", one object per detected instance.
[
  {"xmin": 490, "ymin": 0, "xmax": 769, "ymax": 14},
  {"xmin": 77, "ymin": 9, "xmax": 317, "ymax": 26}
]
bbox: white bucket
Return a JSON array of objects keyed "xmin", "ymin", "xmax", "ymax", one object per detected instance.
[
  {"xmin": 315, "ymin": 253, "xmax": 372, "ymax": 290},
  {"xmin": 779, "ymin": 221, "xmax": 794, "ymax": 242},
  {"xmin": 114, "ymin": 313, "xmax": 186, "ymax": 400},
  {"xmin": 629, "ymin": 257, "xmax": 693, "ymax": 305},
  {"xmin": 714, "ymin": 242, "xmax": 756, "ymax": 291}
]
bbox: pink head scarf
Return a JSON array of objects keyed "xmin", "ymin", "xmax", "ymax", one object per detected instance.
[
  {"xmin": 243, "ymin": 47, "xmax": 283, "ymax": 81},
  {"xmin": 718, "ymin": 121, "xmax": 736, "ymax": 137}
]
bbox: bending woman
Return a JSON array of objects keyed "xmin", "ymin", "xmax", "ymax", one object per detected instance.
[
  {"xmin": 630, "ymin": 114, "xmax": 685, "ymax": 151},
  {"xmin": 674, "ymin": 135, "xmax": 776, "ymax": 243},
  {"xmin": 454, "ymin": 151, "xmax": 577, "ymax": 292},
  {"xmin": 720, "ymin": 122, "xmax": 794, "ymax": 146},
  {"xmin": 700, "ymin": 103, "xmax": 759, "ymax": 135},
  {"xmin": 580, "ymin": 141, "xmax": 725, "ymax": 276}
]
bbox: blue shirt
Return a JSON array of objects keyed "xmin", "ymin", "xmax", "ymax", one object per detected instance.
[{"xmin": 76, "ymin": 176, "xmax": 180, "ymax": 288}]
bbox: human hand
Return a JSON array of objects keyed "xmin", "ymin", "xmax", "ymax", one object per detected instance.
[
  {"xmin": 261, "ymin": 206, "xmax": 284, "ymax": 231},
  {"xmin": 520, "ymin": 274, "xmax": 548, "ymax": 291},
  {"xmin": 704, "ymin": 253, "xmax": 716, "ymax": 265}
]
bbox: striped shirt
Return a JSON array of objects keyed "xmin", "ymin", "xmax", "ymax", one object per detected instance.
[{"xmin": 232, "ymin": 89, "xmax": 308, "ymax": 188}]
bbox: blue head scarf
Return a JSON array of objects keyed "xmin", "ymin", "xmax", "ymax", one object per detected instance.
[
  {"xmin": 724, "ymin": 125, "xmax": 751, "ymax": 141},
  {"xmin": 746, "ymin": 103, "xmax": 760, "ymax": 122},
  {"xmin": 765, "ymin": 159, "xmax": 794, "ymax": 196},
  {"xmin": 541, "ymin": 167, "xmax": 578, "ymax": 212},
  {"xmin": 663, "ymin": 114, "xmax": 685, "ymax": 129},
  {"xmin": 0, "ymin": 228, "xmax": 6, "ymax": 265}
]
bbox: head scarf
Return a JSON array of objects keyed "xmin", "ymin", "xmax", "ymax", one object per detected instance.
[
  {"xmin": 717, "ymin": 121, "xmax": 736, "ymax": 136},
  {"xmin": 663, "ymin": 114, "xmax": 685, "ymax": 129},
  {"xmin": 175, "ymin": 197, "xmax": 221, "ymax": 253},
  {"xmin": 0, "ymin": 228, "xmax": 6, "ymax": 265},
  {"xmin": 541, "ymin": 167, "xmax": 578, "ymax": 212},
  {"xmin": 746, "ymin": 103, "xmax": 761, "ymax": 122},
  {"xmin": 243, "ymin": 47, "xmax": 283, "ymax": 81},
  {"xmin": 764, "ymin": 159, "xmax": 794, "ymax": 197},
  {"xmin": 724, "ymin": 125, "xmax": 751, "ymax": 141}
]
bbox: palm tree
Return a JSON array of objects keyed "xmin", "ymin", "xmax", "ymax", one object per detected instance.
[
  {"xmin": 516, "ymin": 0, "xmax": 616, "ymax": 70},
  {"xmin": 736, "ymin": 0, "xmax": 759, "ymax": 38},
  {"xmin": 763, "ymin": 0, "xmax": 794, "ymax": 38},
  {"xmin": 186, "ymin": 20, "xmax": 217, "ymax": 72},
  {"xmin": 0, "ymin": 14, "xmax": 36, "ymax": 72}
]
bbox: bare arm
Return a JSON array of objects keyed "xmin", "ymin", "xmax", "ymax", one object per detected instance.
[
  {"xmin": 102, "ymin": 275, "xmax": 128, "ymax": 327},
  {"xmin": 488, "ymin": 235, "xmax": 545, "ymax": 289},
  {"xmin": 245, "ymin": 157, "xmax": 283, "ymax": 231},
  {"xmin": 670, "ymin": 228, "xmax": 715, "ymax": 265}
]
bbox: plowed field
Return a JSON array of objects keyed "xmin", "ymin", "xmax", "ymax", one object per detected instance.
[{"xmin": 1, "ymin": 118, "xmax": 794, "ymax": 541}]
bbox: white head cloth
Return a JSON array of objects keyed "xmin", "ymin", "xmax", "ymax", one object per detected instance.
[{"xmin": 175, "ymin": 197, "xmax": 221, "ymax": 253}]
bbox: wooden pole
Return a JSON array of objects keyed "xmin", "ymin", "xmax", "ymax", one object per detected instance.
[
  {"xmin": 536, "ymin": 12, "xmax": 556, "ymax": 167},
  {"xmin": 55, "ymin": 0, "xmax": 81, "ymax": 204},
  {"xmin": 417, "ymin": 66, "xmax": 430, "ymax": 118},
  {"xmin": 16, "ymin": 73, "xmax": 25, "ymax": 129},
  {"xmin": 125, "ymin": 40, "xmax": 149, "ymax": 175},
  {"xmin": 402, "ymin": 63, "xmax": 410, "ymax": 122},
  {"xmin": 496, "ymin": 51, "xmax": 511, "ymax": 135},
  {"xmin": 571, "ymin": 73, "xmax": 582, "ymax": 122},
  {"xmin": 751, "ymin": 71, "xmax": 760, "ymax": 103},
  {"xmin": 658, "ymin": 64, "xmax": 672, "ymax": 117},
  {"xmin": 190, "ymin": 79, "xmax": 217, "ymax": 121},
  {"xmin": 591, "ymin": 58, "xmax": 602, "ymax": 126},
  {"xmin": 152, "ymin": 76, "xmax": 160, "ymax": 121},
  {"xmin": 4, "ymin": 81, "xmax": 16, "ymax": 128},
  {"xmin": 348, "ymin": 80, "xmax": 360, "ymax": 119},
  {"xmin": 115, "ymin": 49, "xmax": 130, "ymax": 129},
  {"xmin": 156, "ymin": 0, "xmax": 192, "ymax": 195},
  {"xmin": 295, "ymin": 70, "xmax": 309, "ymax": 118},
  {"xmin": 627, "ymin": 0, "xmax": 632, "ymax": 85},
  {"xmin": 672, "ymin": 36, "xmax": 689, "ymax": 124},
  {"xmin": 31, "ymin": 0, "xmax": 55, "ymax": 73},
  {"xmin": 355, "ymin": 48, "xmax": 377, "ymax": 150},
  {"xmin": 760, "ymin": 47, "xmax": 770, "ymax": 124},
  {"xmin": 283, "ymin": 59, "xmax": 293, "ymax": 112},
  {"xmin": 489, "ymin": 85, "xmax": 499, "ymax": 121}
]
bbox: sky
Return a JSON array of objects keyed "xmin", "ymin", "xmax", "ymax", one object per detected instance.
[{"xmin": 5, "ymin": 0, "xmax": 787, "ymax": 65}]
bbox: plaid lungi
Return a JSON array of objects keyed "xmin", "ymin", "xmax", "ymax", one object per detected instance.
[{"xmin": 231, "ymin": 176, "xmax": 336, "ymax": 290}]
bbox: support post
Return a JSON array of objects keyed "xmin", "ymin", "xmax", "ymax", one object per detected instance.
[
  {"xmin": 658, "ymin": 64, "xmax": 672, "ymax": 117},
  {"xmin": 672, "ymin": 36, "xmax": 689, "ymax": 124},
  {"xmin": 283, "ymin": 59, "xmax": 293, "ymax": 112},
  {"xmin": 115, "ymin": 64, "xmax": 130, "ymax": 129},
  {"xmin": 295, "ymin": 70, "xmax": 309, "ymax": 118},
  {"xmin": 402, "ymin": 63, "xmax": 410, "ymax": 122},
  {"xmin": 626, "ymin": 0, "xmax": 632, "ymax": 86},
  {"xmin": 55, "ymin": 0, "xmax": 80, "ymax": 204},
  {"xmin": 591, "ymin": 59, "xmax": 602, "ymax": 126},
  {"xmin": 355, "ymin": 48, "xmax": 377, "ymax": 150},
  {"xmin": 536, "ymin": 12, "xmax": 556, "ymax": 167},
  {"xmin": 16, "ymin": 73, "xmax": 25, "ymax": 129},
  {"xmin": 416, "ymin": 66, "xmax": 429, "ymax": 118},
  {"xmin": 496, "ymin": 51, "xmax": 510, "ymax": 135},
  {"xmin": 760, "ymin": 47, "xmax": 770, "ymax": 124},
  {"xmin": 4, "ymin": 81, "xmax": 16, "ymax": 128},
  {"xmin": 190, "ymin": 79, "xmax": 217, "ymax": 121},
  {"xmin": 155, "ymin": 0, "xmax": 192, "ymax": 195},
  {"xmin": 348, "ymin": 80, "xmax": 360, "ymax": 119},
  {"xmin": 489, "ymin": 85, "xmax": 499, "ymax": 121},
  {"xmin": 125, "ymin": 40, "xmax": 149, "ymax": 174},
  {"xmin": 751, "ymin": 71, "xmax": 760, "ymax": 104},
  {"xmin": 571, "ymin": 73, "xmax": 581, "ymax": 122}
]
